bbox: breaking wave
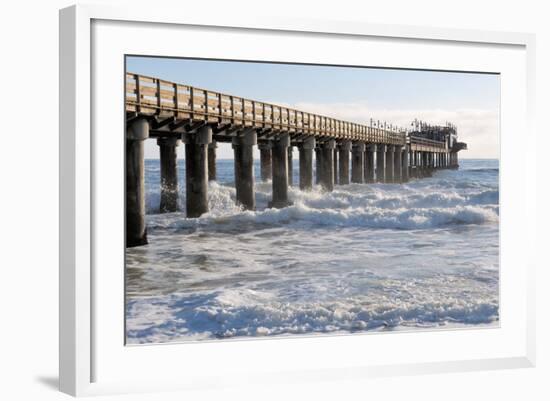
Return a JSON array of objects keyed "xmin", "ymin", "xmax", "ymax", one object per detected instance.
[{"xmin": 146, "ymin": 176, "xmax": 499, "ymax": 231}]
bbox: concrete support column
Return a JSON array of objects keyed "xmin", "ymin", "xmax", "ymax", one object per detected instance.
[
  {"xmin": 315, "ymin": 147, "xmax": 322, "ymax": 184},
  {"xmin": 393, "ymin": 145, "xmax": 403, "ymax": 183},
  {"xmin": 385, "ymin": 145, "xmax": 394, "ymax": 183},
  {"xmin": 288, "ymin": 146, "xmax": 294, "ymax": 186},
  {"xmin": 184, "ymin": 125, "xmax": 212, "ymax": 218},
  {"xmin": 126, "ymin": 118, "xmax": 149, "ymax": 247},
  {"xmin": 299, "ymin": 136, "xmax": 315, "ymax": 191},
  {"xmin": 338, "ymin": 140, "xmax": 352, "ymax": 185},
  {"xmin": 451, "ymin": 152, "xmax": 458, "ymax": 169},
  {"xmin": 208, "ymin": 140, "xmax": 217, "ymax": 181},
  {"xmin": 351, "ymin": 142, "xmax": 366, "ymax": 183},
  {"xmin": 420, "ymin": 152, "xmax": 428, "ymax": 177},
  {"xmin": 403, "ymin": 147, "xmax": 410, "ymax": 181},
  {"xmin": 365, "ymin": 144, "xmax": 376, "ymax": 183},
  {"xmin": 320, "ymin": 140, "xmax": 336, "ymax": 191},
  {"xmin": 333, "ymin": 147, "xmax": 339, "ymax": 185},
  {"xmin": 233, "ymin": 130, "xmax": 257, "ymax": 210},
  {"xmin": 157, "ymin": 137, "xmax": 180, "ymax": 213},
  {"xmin": 408, "ymin": 150, "xmax": 413, "ymax": 178},
  {"xmin": 259, "ymin": 143, "xmax": 273, "ymax": 181},
  {"xmin": 376, "ymin": 144, "xmax": 387, "ymax": 182},
  {"xmin": 425, "ymin": 152, "xmax": 430, "ymax": 175},
  {"xmin": 425, "ymin": 152, "xmax": 432, "ymax": 176},
  {"xmin": 270, "ymin": 134, "xmax": 291, "ymax": 208}
]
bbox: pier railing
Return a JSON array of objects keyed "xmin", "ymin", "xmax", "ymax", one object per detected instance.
[
  {"xmin": 409, "ymin": 136, "xmax": 447, "ymax": 152},
  {"xmin": 126, "ymin": 73, "xmax": 406, "ymax": 146}
]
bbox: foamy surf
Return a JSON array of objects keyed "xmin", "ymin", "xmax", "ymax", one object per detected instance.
[{"xmin": 127, "ymin": 159, "xmax": 499, "ymax": 343}]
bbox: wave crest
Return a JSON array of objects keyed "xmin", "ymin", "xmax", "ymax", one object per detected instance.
[{"xmin": 147, "ymin": 179, "xmax": 499, "ymax": 231}]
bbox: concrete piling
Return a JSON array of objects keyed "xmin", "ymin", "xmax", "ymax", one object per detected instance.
[
  {"xmin": 259, "ymin": 142, "xmax": 272, "ymax": 181},
  {"xmin": 351, "ymin": 142, "xmax": 365, "ymax": 184},
  {"xmin": 393, "ymin": 145, "xmax": 402, "ymax": 183},
  {"xmin": 288, "ymin": 146, "xmax": 294, "ymax": 186},
  {"xmin": 408, "ymin": 150, "xmax": 414, "ymax": 178},
  {"xmin": 333, "ymin": 147, "xmax": 339, "ymax": 185},
  {"xmin": 320, "ymin": 139, "xmax": 336, "ymax": 191},
  {"xmin": 233, "ymin": 129, "xmax": 257, "ymax": 210},
  {"xmin": 315, "ymin": 147, "xmax": 321, "ymax": 185},
  {"xmin": 299, "ymin": 136, "xmax": 315, "ymax": 190},
  {"xmin": 401, "ymin": 145, "xmax": 409, "ymax": 182},
  {"xmin": 126, "ymin": 118, "xmax": 149, "ymax": 247},
  {"xmin": 208, "ymin": 140, "xmax": 217, "ymax": 181},
  {"xmin": 270, "ymin": 134, "xmax": 291, "ymax": 208},
  {"xmin": 425, "ymin": 152, "xmax": 431, "ymax": 176},
  {"xmin": 338, "ymin": 140, "xmax": 351, "ymax": 185},
  {"xmin": 184, "ymin": 125, "xmax": 212, "ymax": 218},
  {"xmin": 365, "ymin": 144, "xmax": 376, "ymax": 183},
  {"xmin": 376, "ymin": 144, "xmax": 386, "ymax": 182},
  {"xmin": 157, "ymin": 136, "xmax": 180, "ymax": 213},
  {"xmin": 385, "ymin": 145, "xmax": 394, "ymax": 183}
]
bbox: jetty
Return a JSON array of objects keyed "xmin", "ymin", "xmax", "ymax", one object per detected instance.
[{"xmin": 125, "ymin": 73, "xmax": 467, "ymax": 247}]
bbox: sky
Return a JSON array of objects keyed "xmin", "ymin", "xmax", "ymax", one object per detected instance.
[{"xmin": 127, "ymin": 56, "xmax": 500, "ymax": 159}]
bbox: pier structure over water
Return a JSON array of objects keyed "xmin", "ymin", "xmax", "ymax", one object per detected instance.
[{"xmin": 125, "ymin": 73, "xmax": 467, "ymax": 247}]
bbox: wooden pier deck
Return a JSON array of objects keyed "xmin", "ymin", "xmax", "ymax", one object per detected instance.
[{"xmin": 127, "ymin": 73, "xmax": 412, "ymax": 148}]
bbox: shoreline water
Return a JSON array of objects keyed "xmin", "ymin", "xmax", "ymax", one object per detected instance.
[{"xmin": 126, "ymin": 159, "xmax": 499, "ymax": 344}]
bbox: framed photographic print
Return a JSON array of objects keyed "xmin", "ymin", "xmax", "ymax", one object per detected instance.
[{"xmin": 59, "ymin": 4, "xmax": 536, "ymax": 397}]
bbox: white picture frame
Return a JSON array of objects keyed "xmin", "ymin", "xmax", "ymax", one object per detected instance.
[{"xmin": 59, "ymin": 4, "xmax": 536, "ymax": 397}]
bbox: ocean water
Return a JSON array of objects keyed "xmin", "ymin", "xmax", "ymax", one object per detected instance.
[{"xmin": 126, "ymin": 158, "xmax": 499, "ymax": 344}]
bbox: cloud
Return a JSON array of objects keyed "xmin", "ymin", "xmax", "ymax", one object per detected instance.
[{"xmin": 286, "ymin": 101, "xmax": 499, "ymax": 159}]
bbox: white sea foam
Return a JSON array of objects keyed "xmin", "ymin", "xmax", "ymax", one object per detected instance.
[
  {"xmin": 146, "ymin": 176, "xmax": 498, "ymax": 231},
  {"xmin": 128, "ymin": 159, "xmax": 500, "ymax": 343},
  {"xmin": 127, "ymin": 274, "xmax": 498, "ymax": 343}
]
